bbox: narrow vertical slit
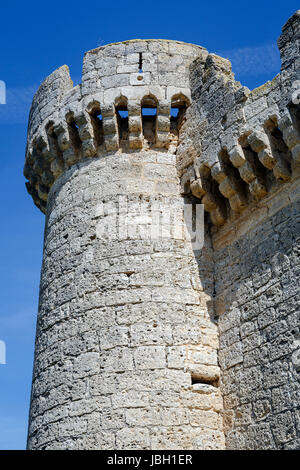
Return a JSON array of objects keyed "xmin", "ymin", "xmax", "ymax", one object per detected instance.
[
  {"xmin": 191, "ymin": 372, "xmax": 219, "ymax": 388},
  {"xmin": 139, "ymin": 53, "xmax": 143, "ymax": 73},
  {"xmin": 170, "ymin": 94, "xmax": 189, "ymax": 138},
  {"xmin": 89, "ymin": 108, "xmax": 104, "ymax": 147},
  {"xmin": 115, "ymin": 97, "xmax": 129, "ymax": 147},
  {"xmin": 141, "ymin": 95, "xmax": 157, "ymax": 146},
  {"xmin": 66, "ymin": 113, "xmax": 82, "ymax": 151}
]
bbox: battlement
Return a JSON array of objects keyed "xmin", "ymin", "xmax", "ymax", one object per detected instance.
[
  {"xmin": 24, "ymin": 40, "xmax": 208, "ymax": 212},
  {"xmin": 181, "ymin": 99, "xmax": 300, "ymax": 227},
  {"xmin": 25, "ymin": 14, "xmax": 300, "ymax": 220},
  {"xmin": 178, "ymin": 11, "xmax": 300, "ymax": 228}
]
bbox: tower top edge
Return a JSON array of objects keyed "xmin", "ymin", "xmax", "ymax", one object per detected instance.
[{"xmin": 85, "ymin": 38, "xmax": 207, "ymax": 56}]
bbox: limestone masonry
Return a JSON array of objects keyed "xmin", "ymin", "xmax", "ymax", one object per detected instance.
[{"xmin": 24, "ymin": 11, "xmax": 300, "ymax": 450}]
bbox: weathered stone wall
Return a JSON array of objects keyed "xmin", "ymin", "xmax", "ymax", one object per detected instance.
[
  {"xmin": 213, "ymin": 180, "xmax": 300, "ymax": 449},
  {"xmin": 176, "ymin": 10, "xmax": 300, "ymax": 449},
  {"xmin": 25, "ymin": 39, "xmax": 228, "ymax": 450},
  {"xmin": 27, "ymin": 151, "xmax": 225, "ymax": 450},
  {"xmin": 24, "ymin": 39, "xmax": 207, "ymax": 213}
]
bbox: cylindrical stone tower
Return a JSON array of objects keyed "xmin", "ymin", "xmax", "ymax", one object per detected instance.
[{"xmin": 25, "ymin": 40, "xmax": 225, "ymax": 449}]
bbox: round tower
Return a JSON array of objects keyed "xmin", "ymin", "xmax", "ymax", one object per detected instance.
[{"xmin": 25, "ymin": 39, "xmax": 225, "ymax": 450}]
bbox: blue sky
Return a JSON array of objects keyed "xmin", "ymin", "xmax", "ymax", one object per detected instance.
[{"xmin": 0, "ymin": 0, "xmax": 299, "ymax": 450}]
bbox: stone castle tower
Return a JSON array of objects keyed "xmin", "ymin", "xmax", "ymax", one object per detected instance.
[{"xmin": 24, "ymin": 11, "xmax": 300, "ymax": 450}]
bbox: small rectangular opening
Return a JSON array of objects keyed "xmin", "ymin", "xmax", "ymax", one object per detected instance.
[
  {"xmin": 116, "ymin": 106, "xmax": 129, "ymax": 144},
  {"xmin": 191, "ymin": 373, "xmax": 219, "ymax": 388},
  {"xmin": 66, "ymin": 115, "xmax": 82, "ymax": 151},
  {"xmin": 170, "ymin": 95, "xmax": 189, "ymax": 138},
  {"xmin": 142, "ymin": 108, "xmax": 157, "ymax": 145},
  {"xmin": 90, "ymin": 110, "xmax": 104, "ymax": 147}
]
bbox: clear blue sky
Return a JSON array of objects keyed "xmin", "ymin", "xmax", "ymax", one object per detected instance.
[{"xmin": 0, "ymin": 0, "xmax": 298, "ymax": 450}]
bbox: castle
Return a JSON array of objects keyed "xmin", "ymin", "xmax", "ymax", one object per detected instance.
[{"xmin": 24, "ymin": 11, "xmax": 300, "ymax": 450}]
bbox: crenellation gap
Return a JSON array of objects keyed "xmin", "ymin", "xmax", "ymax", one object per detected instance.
[{"xmin": 66, "ymin": 113, "xmax": 82, "ymax": 152}]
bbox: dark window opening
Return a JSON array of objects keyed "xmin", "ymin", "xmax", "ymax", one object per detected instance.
[
  {"xmin": 89, "ymin": 108, "xmax": 104, "ymax": 147},
  {"xmin": 170, "ymin": 95, "xmax": 189, "ymax": 136},
  {"xmin": 191, "ymin": 373, "xmax": 219, "ymax": 388},
  {"xmin": 141, "ymin": 96, "xmax": 157, "ymax": 145},
  {"xmin": 115, "ymin": 98, "xmax": 129, "ymax": 145},
  {"xmin": 66, "ymin": 113, "xmax": 82, "ymax": 151}
]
